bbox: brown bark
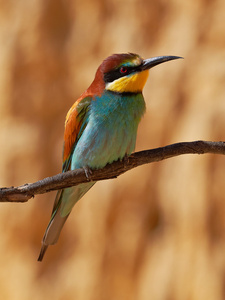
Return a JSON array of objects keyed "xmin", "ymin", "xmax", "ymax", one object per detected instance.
[{"xmin": 1, "ymin": 141, "xmax": 224, "ymax": 202}]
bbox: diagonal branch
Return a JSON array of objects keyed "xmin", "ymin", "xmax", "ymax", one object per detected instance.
[{"xmin": 0, "ymin": 140, "xmax": 224, "ymax": 203}]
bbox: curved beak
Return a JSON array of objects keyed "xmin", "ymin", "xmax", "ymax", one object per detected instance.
[{"xmin": 141, "ymin": 56, "xmax": 183, "ymax": 71}]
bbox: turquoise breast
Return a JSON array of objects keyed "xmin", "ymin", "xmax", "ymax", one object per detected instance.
[{"xmin": 71, "ymin": 91, "xmax": 146, "ymax": 170}]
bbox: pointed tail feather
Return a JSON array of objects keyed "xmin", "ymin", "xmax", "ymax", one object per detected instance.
[
  {"xmin": 37, "ymin": 244, "xmax": 48, "ymax": 262},
  {"xmin": 37, "ymin": 210, "xmax": 69, "ymax": 261},
  {"xmin": 37, "ymin": 183, "xmax": 95, "ymax": 261},
  {"xmin": 37, "ymin": 188, "xmax": 69, "ymax": 261}
]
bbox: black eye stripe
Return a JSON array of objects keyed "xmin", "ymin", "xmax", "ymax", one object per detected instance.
[{"xmin": 104, "ymin": 65, "xmax": 142, "ymax": 83}]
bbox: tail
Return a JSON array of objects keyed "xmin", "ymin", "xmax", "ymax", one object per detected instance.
[
  {"xmin": 37, "ymin": 209, "xmax": 69, "ymax": 261},
  {"xmin": 37, "ymin": 182, "xmax": 95, "ymax": 261}
]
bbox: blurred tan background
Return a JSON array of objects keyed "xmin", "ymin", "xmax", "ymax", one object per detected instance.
[{"xmin": 0, "ymin": 0, "xmax": 225, "ymax": 299}]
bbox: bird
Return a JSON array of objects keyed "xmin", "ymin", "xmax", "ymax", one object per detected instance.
[{"xmin": 38, "ymin": 53, "xmax": 181, "ymax": 261}]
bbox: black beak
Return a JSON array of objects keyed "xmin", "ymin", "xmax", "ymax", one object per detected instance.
[{"xmin": 141, "ymin": 55, "xmax": 183, "ymax": 71}]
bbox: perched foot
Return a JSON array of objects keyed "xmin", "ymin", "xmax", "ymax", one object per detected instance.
[
  {"xmin": 83, "ymin": 166, "xmax": 93, "ymax": 181},
  {"xmin": 123, "ymin": 153, "xmax": 130, "ymax": 165}
]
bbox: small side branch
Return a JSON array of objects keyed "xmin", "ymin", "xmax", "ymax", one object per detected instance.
[{"xmin": 0, "ymin": 140, "xmax": 224, "ymax": 203}]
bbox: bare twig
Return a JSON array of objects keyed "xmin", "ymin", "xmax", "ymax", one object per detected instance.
[{"xmin": 0, "ymin": 140, "xmax": 224, "ymax": 203}]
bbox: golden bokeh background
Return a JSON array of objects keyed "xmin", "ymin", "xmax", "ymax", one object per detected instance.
[{"xmin": 0, "ymin": 0, "xmax": 225, "ymax": 299}]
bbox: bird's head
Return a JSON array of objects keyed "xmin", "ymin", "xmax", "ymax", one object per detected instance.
[{"xmin": 89, "ymin": 53, "xmax": 182, "ymax": 95}]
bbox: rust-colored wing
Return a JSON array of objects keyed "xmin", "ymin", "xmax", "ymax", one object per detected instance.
[
  {"xmin": 62, "ymin": 96, "xmax": 92, "ymax": 172},
  {"xmin": 49, "ymin": 95, "xmax": 91, "ymax": 218}
]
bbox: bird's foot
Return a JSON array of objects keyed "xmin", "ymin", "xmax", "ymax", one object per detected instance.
[
  {"xmin": 123, "ymin": 153, "xmax": 130, "ymax": 165},
  {"xmin": 83, "ymin": 166, "xmax": 93, "ymax": 181}
]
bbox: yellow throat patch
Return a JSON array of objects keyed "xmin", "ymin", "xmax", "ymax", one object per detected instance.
[{"xmin": 106, "ymin": 70, "xmax": 149, "ymax": 93}]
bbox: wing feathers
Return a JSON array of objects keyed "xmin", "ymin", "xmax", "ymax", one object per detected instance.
[{"xmin": 63, "ymin": 96, "xmax": 92, "ymax": 170}]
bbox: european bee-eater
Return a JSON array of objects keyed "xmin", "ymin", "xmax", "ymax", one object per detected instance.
[{"xmin": 38, "ymin": 53, "xmax": 181, "ymax": 261}]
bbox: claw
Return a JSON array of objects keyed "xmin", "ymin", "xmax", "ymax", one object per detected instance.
[
  {"xmin": 123, "ymin": 153, "xmax": 130, "ymax": 165},
  {"xmin": 83, "ymin": 166, "xmax": 92, "ymax": 181}
]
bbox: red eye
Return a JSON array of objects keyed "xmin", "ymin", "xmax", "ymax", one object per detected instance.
[{"xmin": 120, "ymin": 66, "xmax": 128, "ymax": 74}]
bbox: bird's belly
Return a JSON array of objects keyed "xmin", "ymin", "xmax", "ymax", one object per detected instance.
[{"xmin": 71, "ymin": 121, "xmax": 136, "ymax": 169}]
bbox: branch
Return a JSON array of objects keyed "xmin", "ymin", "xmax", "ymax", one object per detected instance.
[{"xmin": 1, "ymin": 140, "xmax": 224, "ymax": 203}]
